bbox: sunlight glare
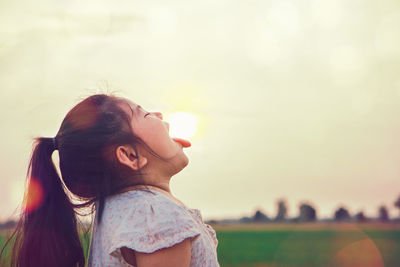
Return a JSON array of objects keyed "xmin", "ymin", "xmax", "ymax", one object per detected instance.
[{"xmin": 166, "ymin": 112, "xmax": 199, "ymax": 139}]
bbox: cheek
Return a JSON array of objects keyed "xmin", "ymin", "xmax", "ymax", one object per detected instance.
[{"xmin": 135, "ymin": 124, "xmax": 178, "ymax": 158}]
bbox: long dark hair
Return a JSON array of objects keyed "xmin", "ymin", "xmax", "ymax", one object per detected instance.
[{"xmin": 1, "ymin": 94, "xmax": 145, "ymax": 267}]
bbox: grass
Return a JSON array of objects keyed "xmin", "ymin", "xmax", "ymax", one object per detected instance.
[
  {"xmin": 1, "ymin": 223, "xmax": 400, "ymax": 267},
  {"xmin": 214, "ymin": 223, "xmax": 400, "ymax": 267}
]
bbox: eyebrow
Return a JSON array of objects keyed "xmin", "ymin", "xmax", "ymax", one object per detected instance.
[
  {"xmin": 130, "ymin": 105, "xmax": 143, "ymax": 117},
  {"xmin": 127, "ymin": 105, "xmax": 135, "ymax": 117}
]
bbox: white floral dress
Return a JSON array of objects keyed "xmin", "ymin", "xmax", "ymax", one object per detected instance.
[{"xmin": 87, "ymin": 188, "xmax": 220, "ymax": 267}]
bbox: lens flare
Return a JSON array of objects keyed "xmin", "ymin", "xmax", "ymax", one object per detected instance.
[
  {"xmin": 25, "ymin": 177, "xmax": 44, "ymax": 213},
  {"xmin": 334, "ymin": 238, "xmax": 384, "ymax": 267}
]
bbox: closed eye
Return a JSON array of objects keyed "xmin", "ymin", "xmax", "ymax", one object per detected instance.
[{"xmin": 144, "ymin": 112, "xmax": 151, "ymax": 118}]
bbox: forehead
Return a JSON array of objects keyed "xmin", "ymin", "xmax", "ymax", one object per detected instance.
[{"xmin": 118, "ymin": 99, "xmax": 142, "ymax": 118}]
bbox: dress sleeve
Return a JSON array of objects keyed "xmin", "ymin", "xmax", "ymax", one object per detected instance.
[{"xmin": 108, "ymin": 195, "xmax": 201, "ymax": 261}]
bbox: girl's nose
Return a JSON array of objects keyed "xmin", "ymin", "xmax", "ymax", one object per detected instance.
[{"xmin": 153, "ymin": 112, "xmax": 163, "ymax": 120}]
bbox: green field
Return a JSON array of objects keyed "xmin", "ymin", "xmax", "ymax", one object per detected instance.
[
  {"xmin": 1, "ymin": 223, "xmax": 400, "ymax": 267},
  {"xmin": 214, "ymin": 223, "xmax": 400, "ymax": 267}
]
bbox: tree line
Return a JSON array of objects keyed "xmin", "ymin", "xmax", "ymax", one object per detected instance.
[
  {"xmin": 242, "ymin": 194, "xmax": 400, "ymax": 223},
  {"xmin": 206, "ymin": 194, "xmax": 400, "ymax": 224},
  {"xmin": 1, "ymin": 195, "xmax": 400, "ymax": 228}
]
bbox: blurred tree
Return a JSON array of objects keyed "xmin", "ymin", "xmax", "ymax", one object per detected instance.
[
  {"xmin": 298, "ymin": 203, "xmax": 317, "ymax": 222},
  {"xmin": 378, "ymin": 205, "xmax": 389, "ymax": 222},
  {"xmin": 206, "ymin": 219, "xmax": 218, "ymax": 225},
  {"xmin": 355, "ymin": 211, "xmax": 367, "ymax": 223},
  {"xmin": 0, "ymin": 219, "xmax": 17, "ymax": 230},
  {"xmin": 239, "ymin": 216, "xmax": 253, "ymax": 223},
  {"xmin": 395, "ymin": 195, "xmax": 400, "ymax": 217},
  {"xmin": 253, "ymin": 209, "xmax": 269, "ymax": 222},
  {"xmin": 275, "ymin": 199, "xmax": 288, "ymax": 221},
  {"xmin": 334, "ymin": 207, "xmax": 351, "ymax": 222}
]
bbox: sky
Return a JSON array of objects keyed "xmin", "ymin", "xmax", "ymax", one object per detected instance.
[{"xmin": 1, "ymin": 0, "xmax": 400, "ymax": 221}]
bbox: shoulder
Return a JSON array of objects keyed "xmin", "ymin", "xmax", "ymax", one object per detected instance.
[
  {"xmin": 107, "ymin": 188, "xmax": 158, "ymax": 204},
  {"xmin": 105, "ymin": 189, "xmax": 201, "ymax": 257},
  {"xmin": 103, "ymin": 189, "xmax": 158, "ymax": 215},
  {"xmin": 106, "ymin": 189, "xmax": 186, "ymax": 217},
  {"xmin": 103, "ymin": 188, "xmax": 199, "ymax": 234}
]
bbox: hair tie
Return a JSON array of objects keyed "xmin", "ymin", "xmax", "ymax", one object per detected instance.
[{"xmin": 52, "ymin": 137, "xmax": 58, "ymax": 150}]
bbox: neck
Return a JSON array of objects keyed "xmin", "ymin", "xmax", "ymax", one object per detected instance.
[
  {"xmin": 118, "ymin": 171, "xmax": 189, "ymax": 207},
  {"xmin": 122, "ymin": 171, "xmax": 172, "ymax": 194}
]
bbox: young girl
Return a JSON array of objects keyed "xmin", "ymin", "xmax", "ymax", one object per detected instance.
[{"xmin": 2, "ymin": 94, "xmax": 219, "ymax": 267}]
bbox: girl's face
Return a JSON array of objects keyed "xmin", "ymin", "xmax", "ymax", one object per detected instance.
[{"xmin": 122, "ymin": 99, "xmax": 190, "ymax": 161}]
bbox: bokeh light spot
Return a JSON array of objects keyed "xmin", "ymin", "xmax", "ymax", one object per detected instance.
[
  {"xmin": 335, "ymin": 238, "xmax": 384, "ymax": 267},
  {"xmin": 25, "ymin": 178, "xmax": 44, "ymax": 213}
]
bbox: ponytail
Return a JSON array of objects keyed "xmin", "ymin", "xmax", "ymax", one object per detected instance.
[
  {"xmin": 1, "ymin": 94, "xmax": 143, "ymax": 266},
  {"xmin": 1, "ymin": 138, "xmax": 85, "ymax": 267}
]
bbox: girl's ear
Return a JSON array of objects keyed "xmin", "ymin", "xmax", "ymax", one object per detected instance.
[{"xmin": 116, "ymin": 145, "xmax": 147, "ymax": 171}]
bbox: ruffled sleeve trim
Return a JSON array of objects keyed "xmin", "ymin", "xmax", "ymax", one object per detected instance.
[{"xmin": 107, "ymin": 192, "xmax": 201, "ymax": 262}]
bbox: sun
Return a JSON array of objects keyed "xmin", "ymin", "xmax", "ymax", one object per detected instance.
[{"xmin": 166, "ymin": 112, "xmax": 199, "ymax": 139}]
